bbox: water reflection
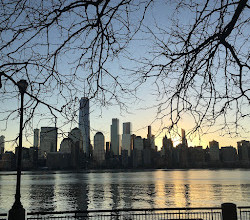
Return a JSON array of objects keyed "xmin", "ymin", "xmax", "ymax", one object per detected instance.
[
  {"xmin": 1, "ymin": 169, "xmax": 250, "ymax": 213},
  {"xmin": 29, "ymin": 173, "xmax": 56, "ymax": 212},
  {"xmin": 240, "ymin": 184, "xmax": 250, "ymax": 203},
  {"xmin": 110, "ymin": 183, "xmax": 120, "ymax": 210},
  {"xmin": 54, "ymin": 173, "xmax": 89, "ymax": 211},
  {"xmin": 183, "ymin": 184, "xmax": 190, "ymax": 207},
  {"xmin": 121, "ymin": 183, "xmax": 133, "ymax": 209},
  {"xmin": 164, "ymin": 184, "xmax": 175, "ymax": 207},
  {"xmin": 212, "ymin": 184, "xmax": 222, "ymax": 202},
  {"xmin": 0, "ymin": 173, "xmax": 17, "ymax": 213}
]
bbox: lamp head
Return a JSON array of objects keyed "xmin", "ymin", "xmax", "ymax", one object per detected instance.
[{"xmin": 17, "ymin": 80, "xmax": 28, "ymax": 93}]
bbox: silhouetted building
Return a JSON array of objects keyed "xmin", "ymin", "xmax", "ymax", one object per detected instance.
[
  {"xmin": 133, "ymin": 136, "xmax": 143, "ymax": 150},
  {"xmin": 188, "ymin": 146, "xmax": 205, "ymax": 168},
  {"xmin": 181, "ymin": 129, "xmax": 188, "ymax": 147},
  {"xmin": 237, "ymin": 140, "xmax": 250, "ymax": 165},
  {"xmin": 111, "ymin": 118, "xmax": 120, "ymax": 156},
  {"xmin": 121, "ymin": 150, "xmax": 129, "ymax": 167},
  {"xmin": 29, "ymin": 147, "xmax": 38, "ymax": 168},
  {"xmin": 33, "ymin": 129, "xmax": 40, "ymax": 148},
  {"xmin": 161, "ymin": 135, "xmax": 174, "ymax": 168},
  {"xmin": 93, "ymin": 132, "xmax": 105, "ymax": 164},
  {"xmin": 60, "ymin": 138, "xmax": 73, "ymax": 153},
  {"xmin": 0, "ymin": 151, "xmax": 15, "ymax": 170},
  {"xmin": 176, "ymin": 144, "xmax": 188, "ymax": 168},
  {"xmin": 123, "ymin": 122, "xmax": 131, "ymax": 134},
  {"xmin": 71, "ymin": 143, "xmax": 80, "ymax": 169},
  {"xmin": 122, "ymin": 122, "xmax": 132, "ymax": 156},
  {"xmin": 69, "ymin": 128, "xmax": 83, "ymax": 150},
  {"xmin": 221, "ymin": 146, "xmax": 237, "ymax": 165},
  {"xmin": 209, "ymin": 140, "xmax": 220, "ymax": 162},
  {"xmin": 143, "ymin": 147, "xmax": 152, "ymax": 167},
  {"xmin": 79, "ymin": 97, "xmax": 90, "ymax": 157},
  {"xmin": 68, "ymin": 127, "xmax": 83, "ymax": 168},
  {"xmin": 131, "ymin": 135, "xmax": 143, "ymax": 167},
  {"xmin": 147, "ymin": 126, "xmax": 155, "ymax": 150},
  {"xmin": 46, "ymin": 152, "xmax": 71, "ymax": 170},
  {"xmin": 0, "ymin": 135, "xmax": 5, "ymax": 155},
  {"xmin": 15, "ymin": 146, "xmax": 32, "ymax": 170},
  {"xmin": 39, "ymin": 127, "xmax": 58, "ymax": 159},
  {"xmin": 105, "ymin": 141, "xmax": 111, "ymax": 160}
]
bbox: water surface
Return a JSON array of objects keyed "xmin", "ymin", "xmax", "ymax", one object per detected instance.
[{"xmin": 0, "ymin": 169, "xmax": 250, "ymax": 213}]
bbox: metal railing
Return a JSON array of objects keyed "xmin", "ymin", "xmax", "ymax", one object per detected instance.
[
  {"xmin": 0, "ymin": 213, "xmax": 7, "ymax": 220},
  {"xmin": 238, "ymin": 206, "xmax": 250, "ymax": 220},
  {"xmin": 1, "ymin": 205, "xmax": 250, "ymax": 219},
  {"xmin": 26, "ymin": 207, "xmax": 222, "ymax": 220}
]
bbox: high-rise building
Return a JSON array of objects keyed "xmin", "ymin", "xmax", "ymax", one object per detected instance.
[
  {"xmin": 33, "ymin": 129, "xmax": 40, "ymax": 148},
  {"xmin": 181, "ymin": 129, "xmax": 188, "ymax": 147},
  {"xmin": 0, "ymin": 135, "xmax": 5, "ymax": 155},
  {"xmin": 147, "ymin": 126, "xmax": 155, "ymax": 150},
  {"xmin": 110, "ymin": 118, "xmax": 120, "ymax": 156},
  {"xmin": 162, "ymin": 134, "xmax": 173, "ymax": 150},
  {"xmin": 132, "ymin": 135, "xmax": 143, "ymax": 167},
  {"xmin": 209, "ymin": 140, "xmax": 220, "ymax": 161},
  {"xmin": 123, "ymin": 122, "xmax": 131, "ymax": 134},
  {"xmin": 161, "ymin": 135, "xmax": 174, "ymax": 167},
  {"xmin": 237, "ymin": 140, "xmax": 250, "ymax": 162},
  {"xmin": 68, "ymin": 127, "xmax": 83, "ymax": 151},
  {"xmin": 122, "ymin": 122, "xmax": 132, "ymax": 156},
  {"xmin": 93, "ymin": 132, "xmax": 105, "ymax": 163},
  {"xmin": 79, "ymin": 97, "xmax": 90, "ymax": 157},
  {"xmin": 68, "ymin": 127, "xmax": 82, "ymax": 169},
  {"xmin": 39, "ymin": 127, "xmax": 58, "ymax": 159},
  {"xmin": 60, "ymin": 138, "xmax": 73, "ymax": 153},
  {"xmin": 221, "ymin": 146, "xmax": 237, "ymax": 163},
  {"xmin": 134, "ymin": 136, "xmax": 144, "ymax": 151}
]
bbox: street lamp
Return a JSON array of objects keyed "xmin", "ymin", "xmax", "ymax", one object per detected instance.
[{"xmin": 8, "ymin": 79, "xmax": 28, "ymax": 220}]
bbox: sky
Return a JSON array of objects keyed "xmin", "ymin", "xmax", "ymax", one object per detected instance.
[{"xmin": 0, "ymin": 0, "xmax": 249, "ymax": 152}]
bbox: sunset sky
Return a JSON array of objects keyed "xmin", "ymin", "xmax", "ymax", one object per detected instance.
[{"xmin": 0, "ymin": 0, "xmax": 249, "ymax": 152}]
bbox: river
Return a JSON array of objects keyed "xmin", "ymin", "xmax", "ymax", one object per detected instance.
[{"xmin": 0, "ymin": 169, "xmax": 250, "ymax": 213}]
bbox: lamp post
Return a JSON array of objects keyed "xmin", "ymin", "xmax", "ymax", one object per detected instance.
[{"xmin": 8, "ymin": 80, "xmax": 28, "ymax": 220}]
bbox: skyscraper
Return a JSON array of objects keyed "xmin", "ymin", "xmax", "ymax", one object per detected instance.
[
  {"xmin": 123, "ymin": 122, "xmax": 131, "ymax": 134},
  {"xmin": 181, "ymin": 129, "xmax": 188, "ymax": 147},
  {"xmin": 93, "ymin": 132, "xmax": 105, "ymax": 163},
  {"xmin": 60, "ymin": 138, "xmax": 73, "ymax": 153},
  {"xmin": 69, "ymin": 127, "xmax": 83, "ymax": 150},
  {"xmin": 79, "ymin": 97, "xmax": 90, "ymax": 157},
  {"xmin": 111, "ymin": 118, "xmax": 120, "ymax": 156},
  {"xmin": 237, "ymin": 140, "xmax": 249, "ymax": 162},
  {"xmin": 122, "ymin": 122, "xmax": 132, "ymax": 156},
  {"xmin": 33, "ymin": 129, "xmax": 40, "ymax": 148},
  {"xmin": 39, "ymin": 127, "xmax": 58, "ymax": 159},
  {"xmin": 147, "ymin": 126, "xmax": 155, "ymax": 150},
  {"xmin": 0, "ymin": 135, "xmax": 5, "ymax": 155},
  {"xmin": 209, "ymin": 140, "xmax": 220, "ymax": 161}
]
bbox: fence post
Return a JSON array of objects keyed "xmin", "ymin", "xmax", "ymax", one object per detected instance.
[{"xmin": 221, "ymin": 203, "xmax": 237, "ymax": 220}]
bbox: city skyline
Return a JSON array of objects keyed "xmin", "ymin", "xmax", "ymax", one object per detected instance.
[
  {"xmin": 0, "ymin": 93, "xmax": 250, "ymax": 170},
  {"xmin": 0, "ymin": 0, "xmax": 249, "ymax": 153},
  {"xmin": 1, "ymin": 104, "xmax": 249, "ymax": 153},
  {"xmin": 1, "ymin": 120, "xmax": 249, "ymax": 171}
]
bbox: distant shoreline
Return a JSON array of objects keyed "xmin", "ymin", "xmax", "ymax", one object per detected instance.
[{"xmin": 1, "ymin": 167, "xmax": 250, "ymax": 175}]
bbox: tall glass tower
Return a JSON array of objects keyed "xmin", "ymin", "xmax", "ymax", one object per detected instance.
[
  {"xmin": 79, "ymin": 97, "xmax": 90, "ymax": 157},
  {"xmin": 0, "ymin": 135, "xmax": 5, "ymax": 155},
  {"xmin": 122, "ymin": 122, "xmax": 131, "ymax": 156},
  {"xmin": 111, "ymin": 118, "xmax": 120, "ymax": 156},
  {"xmin": 39, "ymin": 127, "xmax": 57, "ymax": 159}
]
